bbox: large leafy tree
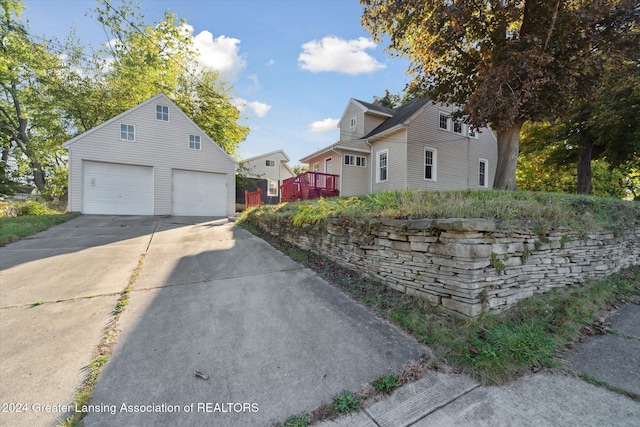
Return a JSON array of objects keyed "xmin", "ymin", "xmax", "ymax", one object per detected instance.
[
  {"xmin": 0, "ymin": 0, "xmax": 69, "ymax": 197},
  {"xmin": 518, "ymin": 62, "xmax": 639, "ymax": 196},
  {"xmin": 77, "ymin": 0, "xmax": 249, "ymax": 156},
  {"xmin": 361, "ymin": 0, "xmax": 639, "ymax": 189}
]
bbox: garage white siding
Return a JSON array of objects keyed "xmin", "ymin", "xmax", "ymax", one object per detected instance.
[
  {"xmin": 82, "ymin": 161, "xmax": 153, "ymax": 215},
  {"xmin": 172, "ymin": 170, "xmax": 227, "ymax": 216},
  {"xmin": 64, "ymin": 93, "xmax": 236, "ymax": 216}
]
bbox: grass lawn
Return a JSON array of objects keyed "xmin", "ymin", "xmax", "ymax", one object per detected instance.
[
  {"xmin": 242, "ymin": 189, "xmax": 639, "ymax": 236},
  {"xmin": 0, "ymin": 212, "xmax": 79, "ymax": 246}
]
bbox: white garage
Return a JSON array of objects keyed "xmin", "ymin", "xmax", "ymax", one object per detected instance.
[
  {"xmin": 63, "ymin": 94, "xmax": 236, "ymax": 217},
  {"xmin": 172, "ymin": 170, "xmax": 227, "ymax": 216},
  {"xmin": 82, "ymin": 161, "xmax": 154, "ymax": 215}
]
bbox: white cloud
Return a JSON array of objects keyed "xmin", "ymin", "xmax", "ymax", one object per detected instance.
[
  {"xmin": 247, "ymin": 74, "xmax": 262, "ymax": 91},
  {"xmin": 233, "ymin": 98, "xmax": 272, "ymax": 118},
  {"xmin": 310, "ymin": 118, "xmax": 339, "ymax": 133},
  {"xmin": 182, "ymin": 24, "xmax": 247, "ymax": 81},
  {"xmin": 298, "ymin": 36, "xmax": 386, "ymax": 75}
]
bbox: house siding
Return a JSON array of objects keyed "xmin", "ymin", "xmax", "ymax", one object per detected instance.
[
  {"xmin": 363, "ymin": 114, "xmax": 387, "ymax": 136},
  {"xmin": 405, "ymin": 104, "xmax": 497, "ymax": 191},
  {"xmin": 340, "ymin": 103, "xmax": 364, "ymax": 141},
  {"xmin": 241, "ymin": 151, "xmax": 292, "ymax": 181},
  {"xmin": 66, "ymin": 94, "xmax": 235, "ymax": 215},
  {"xmin": 371, "ymin": 129, "xmax": 407, "ymax": 193},
  {"xmin": 340, "ymin": 150, "xmax": 370, "ymax": 197}
]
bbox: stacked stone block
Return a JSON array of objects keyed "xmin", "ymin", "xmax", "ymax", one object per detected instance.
[{"xmin": 255, "ymin": 216, "xmax": 640, "ymax": 317}]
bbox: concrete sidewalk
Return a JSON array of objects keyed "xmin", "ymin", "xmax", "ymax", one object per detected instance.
[{"xmin": 318, "ymin": 299, "xmax": 640, "ymax": 427}]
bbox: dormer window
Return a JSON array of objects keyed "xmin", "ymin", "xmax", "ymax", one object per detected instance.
[
  {"xmin": 453, "ymin": 119, "xmax": 463, "ymax": 135},
  {"xmin": 266, "ymin": 160, "xmax": 276, "ymax": 167},
  {"xmin": 156, "ymin": 105, "xmax": 169, "ymax": 122},
  {"xmin": 120, "ymin": 124, "xmax": 135, "ymax": 141},
  {"xmin": 350, "ymin": 117, "xmax": 356, "ymax": 128},
  {"xmin": 438, "ymin": 111, "xmax": 449, "ymax": 131}
]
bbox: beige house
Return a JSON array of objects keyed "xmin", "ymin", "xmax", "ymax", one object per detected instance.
[
  {"xmin": 63, "ymin": 93, "xmax": 236, "ymax": 216},
  {"xmin": 239, "ymin": 150, "xmax": 295, "ymax": 199},
  {"xmin": 300, "ymin": 98, "xmax": 498, "ymax": 197}
]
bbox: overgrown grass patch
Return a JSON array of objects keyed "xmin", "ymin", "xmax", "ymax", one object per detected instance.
[
  {"xmin": 240, "ymin": 222, "xmax": 640, "ymax": 386},
  {"xmin": 241, "ymin": 190, "xmax": 639, "ymax": 236},
  {"xmin": 0, "ymin": 212, "xmax": 79, "ymax": 245}
]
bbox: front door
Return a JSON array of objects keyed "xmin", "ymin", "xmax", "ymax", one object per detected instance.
[{"xmin": 325, "ymin": 158, "xmax": 332, "ymax": 174}]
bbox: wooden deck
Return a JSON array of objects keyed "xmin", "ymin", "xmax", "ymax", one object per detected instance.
[{"xmin": 280, "ymin": 172, "xmax": 340, "ymax": 202}]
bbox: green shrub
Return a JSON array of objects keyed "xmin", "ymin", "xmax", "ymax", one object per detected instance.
[
  {"xmin": 0, "ymin": 201, "xmax": 17, "ymax": 217},
  {"xmin": 17, "ymin": 200, "xmax": 53, "ymax": 216}
]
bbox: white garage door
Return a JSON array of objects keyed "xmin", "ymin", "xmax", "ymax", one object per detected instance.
[
  {"xmin": 83, "ymin": 161, "xmax": 154, "ymax": 215},
  {"xmin": 172, "ymin": 169, "xmax": 227, "ymax": 216}
]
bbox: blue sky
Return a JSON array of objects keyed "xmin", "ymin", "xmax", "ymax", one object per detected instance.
[{"xmin": 22, "ymin": 0, "xmax": 411, "ymax": 165}]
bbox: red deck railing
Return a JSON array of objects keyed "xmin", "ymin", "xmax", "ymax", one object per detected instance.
[
  {"xmin": 280, "ymin": 172, "xmax": 340, "ymax": 202},
  {"xmin": 245, "ymin": 188, "xmax": 262, "ymax": 210}
]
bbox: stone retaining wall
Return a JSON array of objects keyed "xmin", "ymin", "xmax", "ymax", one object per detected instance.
[{"xmin": 255, "ymin": 217, "xmax": 640, "ymax": 317}]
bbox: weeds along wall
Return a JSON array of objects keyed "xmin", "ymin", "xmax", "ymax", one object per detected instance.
[{"xmin": 253, "ymin": 216, "xmax": 640, "ymax": 317}]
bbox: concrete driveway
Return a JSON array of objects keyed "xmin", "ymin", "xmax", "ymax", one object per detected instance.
[{"xmin": 0, "ymin": 216, "xmax": 426, "ymax": 426}]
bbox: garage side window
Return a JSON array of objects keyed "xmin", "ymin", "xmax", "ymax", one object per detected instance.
[
  {"xmin": 120, "ymin": 124, "xmax": 135, "ymax": 141},
  {"xmin": 189, "ymin": 134, "xmax": 201, "ymax": 150}
]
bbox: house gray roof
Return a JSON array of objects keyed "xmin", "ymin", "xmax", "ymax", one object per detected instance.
[
  {"xmin": 353, "ymin": 99, "xmax": 395, "ymax": 117},
  {"xmin": 362, "ymin": 97, "xmax": 431, "ymax": 139}
]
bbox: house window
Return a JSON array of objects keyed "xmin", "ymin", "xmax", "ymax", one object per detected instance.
[
  {"xmin": 453, "ymin": 119, "xmax": 463, "ymax": 135},
  {"xmin": 120, "ymin": 124, "xmax": 135, "ymax": 141},
  {"xmin": 266, "ymin": 160, "xmax": 276, "ymax": 167},
  {"xmin": 376, "ymin": 150, "xmax": 388, "ymax": 183},
  {"xmin": 350, "ymin": 117, "xmax": 357, "ymax": 128},
  {"xmin": 424, "ymin": 147, "xmax": 437, "ymax": 181},
  {"xmin": 344, "ymin": 155, "xmax": 366, "ymax": 167},
  {"xmin": 479, "ymin": 159, "xmax": 488, "ymax": 188},
  {"xmin": 468, "ymin": 128, "xmax": 478, "ymax": 139},
  {"xmin": 188, "ymin": 134, "xmax": 201, "ymax": 150},
  {"xmin": 156, "ymin": 105, "xmax": 169, "ymax": 122},
  {"xmin": 438, "ymin": 111, "xmax": 449, "ymax": 131},
  {"xmin": 313, "ymin": 163, "xmax": 320, "ymax": 172},
  {"xmin": 268, "ymin": 180, "xmax": 278, "ymax": 197}
]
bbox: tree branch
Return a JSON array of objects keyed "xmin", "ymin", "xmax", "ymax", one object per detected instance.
[{"xmin": 543, "ymin": 0, "xmax": 561, "ymax": 53}]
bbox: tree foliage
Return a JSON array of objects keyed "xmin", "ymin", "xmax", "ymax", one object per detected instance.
[
  {"xmin": 361, "ymin": 0, "xmax": 639, "ymax": 190},
  {"xmin": 518, "ymin": 121, "xmax": 638, "ymax": 199},
  {"xmin": 1, "ymin": 0, "xmax": 249, "ymax": 198},
  {"xmin": 0, "ymin": 0, "xmax": 70, "ymax": 198},
  {"xmin": 80, "ymin": 0, "xmax": 249, "ymax": 156}
]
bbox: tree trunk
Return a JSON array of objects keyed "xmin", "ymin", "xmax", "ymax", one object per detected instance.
[
  {"xmin": 493, "ymin": 121, "xmax": 524, "ymax": 190},
  {"xmin": 576, "ymin": 137, "xmax": 593, "ymax": 194},
  {"xmin": 31, "ymin": 161, "xmax": 48, "ymax": 198}
]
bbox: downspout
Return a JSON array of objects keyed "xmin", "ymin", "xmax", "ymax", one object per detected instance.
[
  {"xmin": 277, "ymin": 158, "xmax": 282, "ymax": 203},
  {"xmin": 365, "ymin": 139, "xmax": 373, "ymax": 194},
  {"xmin": 330, "ymin": 146, "xmax": 343, "ymax": 195}
]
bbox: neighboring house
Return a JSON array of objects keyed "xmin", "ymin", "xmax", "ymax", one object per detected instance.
[
  {"xmin": 299, "ymin": 97, "xmax": 498, "ymax": 197},
  {"xmin": 236, "ymin": 149, "xmax": 295, "ymax": 206},
  {"xmin": 63, "ymin": 93, "xmax": 236, "ymax": 216}
]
